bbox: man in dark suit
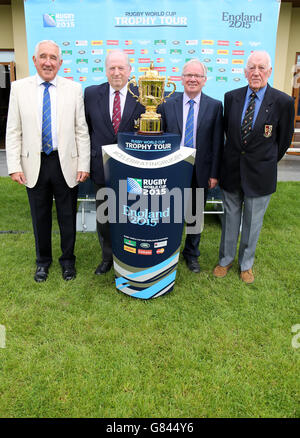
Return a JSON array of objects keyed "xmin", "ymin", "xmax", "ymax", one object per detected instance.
[
  {"xmin": 6, "ymin": 40, "xmax": 90, "ymax": 283},
  {"xmin": 159, "ymin": 59, "xmax": 224, "ymax": 273},
  {"xmin": 84, "ymin": 50, "xmax": 144, "ymax": 275},
  {"xmin": 213, "ymin": 50, "xmax": 295, "ymax": 283}
]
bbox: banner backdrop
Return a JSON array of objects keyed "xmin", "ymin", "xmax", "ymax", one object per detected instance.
[{"xmin": 24, "ymin": 0, "xmax": 280, "ymax": 100}]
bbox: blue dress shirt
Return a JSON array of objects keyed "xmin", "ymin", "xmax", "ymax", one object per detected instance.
[{"xmin": 241, "ymin": 85, "xmax": 267, "ymax": 128}]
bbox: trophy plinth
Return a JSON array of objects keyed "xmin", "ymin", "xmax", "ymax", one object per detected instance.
[{"xmin": 128, "ymin": 61, "xmax": 176, "ymax": 135}]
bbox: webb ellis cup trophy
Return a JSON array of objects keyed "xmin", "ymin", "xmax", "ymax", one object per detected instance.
[
  {"xmin": 127, "ymin": 61, "xmax": 176, "ymax": 134},
  {"xmin": 102, "ymin": 62, "xmax": 197, "ymax": 299}
]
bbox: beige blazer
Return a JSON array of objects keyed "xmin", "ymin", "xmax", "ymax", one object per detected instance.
[{"xmin": 6, "ymin": 75, "xmax": 90, "ymax": 188}]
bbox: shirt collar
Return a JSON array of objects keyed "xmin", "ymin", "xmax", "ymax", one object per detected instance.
[
  {"xmin": 109, "ymin": 83, "xmax": 128, "ymax": 97},
  {"xmin": 247, "ymin": 84, "xmax": 267, "ymax": 102},
  {"xmin": 183, "ymin": 91, "xmax": 201, "ymax": 105},
  {"xmin": 36, "ymin": 74, "xmax": 57, "ymax": 87}
]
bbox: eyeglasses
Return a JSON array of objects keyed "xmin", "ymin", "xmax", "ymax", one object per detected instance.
[{"xmin": 182, "ymin": 74, "xmax": 206, "ymax": 79}]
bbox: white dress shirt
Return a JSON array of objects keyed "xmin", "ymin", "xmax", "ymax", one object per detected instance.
[
  {"xmin": 36, "ymin": 74, "xmax": 58, "ymax": 151},
  {"xmin": 180, "ymin": 92, "xmax": 201, "ymax": 148},
  {"xmin": 109, "ymin": 83, "xmax": 128, "ymax": 121}
]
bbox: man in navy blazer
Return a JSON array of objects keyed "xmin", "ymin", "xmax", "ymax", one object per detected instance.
[
  {"xmin": 84, "ymin": 50, "xmax": 144, "ymax": 275},
  {"xmin": 159, "ymin": 59, "xmax": 224, "ymax": 273},
  {"xmin": 213, "ymin": 50, "xmax": 295, "ymax": 283}
]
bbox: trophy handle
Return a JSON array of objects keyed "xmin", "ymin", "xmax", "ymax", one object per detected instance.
[
  {"xmin": 127, "ymin": 77, "xmax": 139, "ymax": 100},
  {"xmin": 164, "ymin": 79, "xmax": 176, "ymax": 100}
]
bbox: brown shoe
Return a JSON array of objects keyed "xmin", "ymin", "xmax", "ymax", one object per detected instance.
[
  {"xmin": 240, "ymin": 269, "xmax": 254, "ymax": 284},
  {"xmin": 213, "ymin": 263, "xmax": 233, "ymax": 278}
]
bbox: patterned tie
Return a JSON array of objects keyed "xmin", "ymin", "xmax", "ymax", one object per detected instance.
[
  {"xmin": 112, "ymin": 90, "xmax": 121, "ymax": 134},
  {"xmin": 241, "ymin": 92, "xmax": 256, "ymax": 144},
  {"xmin": 42, "ymin": 82, "xmax": 53, "ymax": 155},
  {"xmin": 184, "ymin": 99, "xmax": 195, "ymax": 148}
]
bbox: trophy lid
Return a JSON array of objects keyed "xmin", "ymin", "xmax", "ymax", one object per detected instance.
[{"xmin": 140, "ymin": 61, "xmax": 165, "ymax": 81}]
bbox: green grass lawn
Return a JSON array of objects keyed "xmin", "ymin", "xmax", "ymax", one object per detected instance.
[{"xmin": 0, "ymin": 177, "xmax": 299, "ymax": 418}]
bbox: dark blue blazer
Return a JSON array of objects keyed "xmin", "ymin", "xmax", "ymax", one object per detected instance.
[
  {"xmin": 158, "ymin": 92, "xmax": 224, "ymax": 188},
  {"xmin": 84, "ymin": 82, "xmax": 145, "ymax": 185},
  {"xmin": 220, "ymin": 84, "xmax": 295, "ymax": 196}
]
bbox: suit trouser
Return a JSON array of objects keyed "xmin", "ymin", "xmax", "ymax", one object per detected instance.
[
  {"xmin": 218, "ymin": 188, "xmax": 271, "ymax": 271},
  {"xmin": 26, "ymin": 151, "xmax": 78, "ymax": 269},
  {"xmin": 94, "ymin": 183, "xmax": 113, "ymax": 262},
  {"xmin": 182, "ymin": 169, "xmax": 208, "ymax": 260}
]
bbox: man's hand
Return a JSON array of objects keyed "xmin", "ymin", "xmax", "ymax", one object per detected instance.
[
  {"xmin": 208, "ymin": 178, "xmax": 218, "ymax": 189},
  {"xmin": 10, "ymin": 172, "xmax": 26, "ymax": 185},
  {"xmin": 76, "ymin": 171, "xmax": 90, "ymax": 183}
]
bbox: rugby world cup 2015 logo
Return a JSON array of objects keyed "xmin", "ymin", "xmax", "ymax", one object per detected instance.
[
  {"xmin": 43, "ymin": 13, "xmax": 75, "ymax": 28},
  {"xmin": 43, "ymin": 14, "xmax": 56, "ymax": 27},
  {"xmin": 127, "ymin": 178, "xmax": 142, "ymax": 194}
]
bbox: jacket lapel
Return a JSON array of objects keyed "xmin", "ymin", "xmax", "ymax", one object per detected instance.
[
  {"xmin": 27, "ymin": 76, "xmax": 40, "ymax": 135},
  {"xmin": 233, "ymin": 86, "xmax": 248, "ymax": 145},
  {"xmin": 56, "ymin": 76, "xmax": 64, "ymax": 137},
  {"xmin": 98, "ymin": 82, "xmax": 115, "ymax": 136},
  {"xmin": 174, "ymin": 94, "xmax": 183, "ymax": 134},
  {"xmin": 119, "ymin": 85, "xmax": 139, "ymax": 131},
  {"xmin": 197, "ymin": 92, "xmax": 208, "ymax": 130},
  {"xmin": 252, "ymin": 84, "xmax": 273, "ymax": 134}
]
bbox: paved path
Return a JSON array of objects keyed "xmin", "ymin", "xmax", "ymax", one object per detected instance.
[
  {"xmin": 0, "ymin": 151, "xmax": 8, "ymax": 177},
  {"xmin": 277, "ymin": 154, "xmax": 300, "ymax": 181},
  {"xmin": 0, "ymin": 149, "xmax": 299, "ymax": 181}
]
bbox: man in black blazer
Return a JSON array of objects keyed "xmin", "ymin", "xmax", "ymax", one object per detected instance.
[
  {"xmin": 213, "ymin": 50, "xmax": 295, "ymax": 283},
  {"xmin": 84, "ymin": 50, "xmax": 144, "ymax": 275},
  {"xmin": 159, "ymin": 59, "xmax": 224, "ymax": 273}
]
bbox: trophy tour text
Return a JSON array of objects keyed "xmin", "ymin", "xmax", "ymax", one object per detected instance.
[{"xmin": 115, "ymin": 11, "xmax": 187, "ymax": 26}]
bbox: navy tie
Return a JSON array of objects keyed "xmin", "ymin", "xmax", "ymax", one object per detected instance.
[
  {"xmin": 184, "ymin": 99, "xmax": 195, "ymax": 148},
  {"xmin": 42, "ymin": 82, "xmax": 53, "ymax": 155},
  {"xmin": 241, "ymin": 92, "xmax": 256, "ymax": 145}
]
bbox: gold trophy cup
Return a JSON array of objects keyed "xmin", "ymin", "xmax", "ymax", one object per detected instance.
[{"xmin": 127, "ymin": 61, "xmax": 176, "ymax": 134}]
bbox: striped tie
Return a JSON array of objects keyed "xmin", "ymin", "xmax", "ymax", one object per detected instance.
[
  {"xmin": 241, "ymin": 92, "xmax": 256, "ymax": 145},
  {"xmin": 42, "ymin": 82, "xmax": 53, "ymax": 155},
  {"xmin": 184, "ymin": 99, "xmax": 195, "ymax": 148},
  {"xmin": 112, "ymin": 90, "xmax": 121, "ymax": 134}
]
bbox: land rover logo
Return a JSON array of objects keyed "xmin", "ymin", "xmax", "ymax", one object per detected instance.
[{"xmin": 140, "ymin": 243, "xmax": 150, "ymax": 249}]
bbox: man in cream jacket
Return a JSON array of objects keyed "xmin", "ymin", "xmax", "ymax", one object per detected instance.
[{"xmin": 6, "ymin": 40, "xmax": 90, "ymax": 282}]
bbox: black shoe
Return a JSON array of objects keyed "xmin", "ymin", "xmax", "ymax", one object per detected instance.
[
  {"xmin": 34, "ymin": 266, "xmax": 49, "ymax": 283},
  {"xmin": 184, "ymin": 257, "xmax": 201, "ymax": 273},
  {"xmin": 94, "ymin": 260, "xmax": 113, "ymax": 275},
  {"xmin": 62, "ymin": 266, "xmax": 76, "ymax": 281}
]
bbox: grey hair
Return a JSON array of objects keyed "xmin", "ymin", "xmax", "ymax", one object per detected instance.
[
  {"xmin": 182, "ymin": 59, "xmax": 207, "ymax": 77},
  {"xmin": 246, "ymin": 50, "xmax": 272, "ymax": 69},
  {"xmin": 34, "ymin": 40, "xmax": 62, "ymax": 60},
  {"xmin": 105, "ymin": 49, "xmax": 131, "ymax": 69}
]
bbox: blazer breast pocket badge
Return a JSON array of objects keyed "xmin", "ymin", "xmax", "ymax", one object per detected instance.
[{"xmin": 264, "ymin": 124, "xmax": 273, "ymax": 138}]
